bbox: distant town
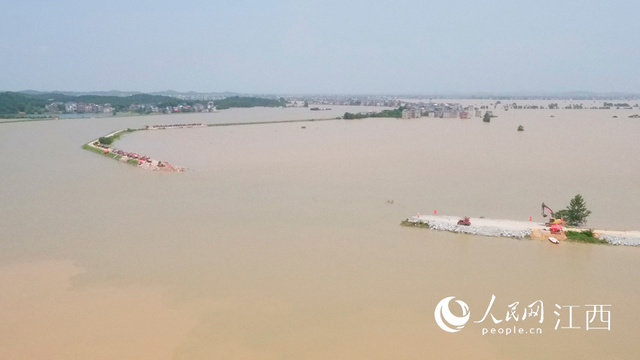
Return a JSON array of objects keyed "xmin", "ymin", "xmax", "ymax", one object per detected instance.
[
  {"xmin": 336, "ymin": 99, "xmax": 640, "ymax": 120},
  {"xmin": 42, "ymin": 98, "xmax": 640, "ymax": 118},
  {"xmin": 46, "ymin": 101, "xmax": 214, "ymax": 115}
]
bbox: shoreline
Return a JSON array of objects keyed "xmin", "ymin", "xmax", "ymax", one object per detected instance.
[
  {"xmin": 0, "ymin": 112, "xmax": 158, "ymax": 124},
  {"xmin": 403, "ymin": 214, "xmax": 640, "ymax": 246}
]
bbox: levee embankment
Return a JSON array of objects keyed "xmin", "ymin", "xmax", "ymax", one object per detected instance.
[{"xmin": 403, "ymin": 215, "xmax": 640, "ymax": 246}]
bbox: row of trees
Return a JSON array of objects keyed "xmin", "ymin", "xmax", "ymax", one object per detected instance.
[
  {"xmin": 0, "ymin": 93, "xmax": 291, "ymax": 115},
  {"xmin": 0, "ymin": 92, "xmax": 182, "ymax": 115},
  {"xmin": 214, "ymin": 96, "xmax": 286, "ymax": 110}
]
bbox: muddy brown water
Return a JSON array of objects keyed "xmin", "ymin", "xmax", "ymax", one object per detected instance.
[{"xmin": 0, "ymin": 105, "xmax": 639, "ymax": 359}]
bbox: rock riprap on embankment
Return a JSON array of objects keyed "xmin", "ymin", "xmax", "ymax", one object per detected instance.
[
  {"xmin": 403, "ymin": 215, "xmax": 640, "ymax": 246},
  {"xmin": 600, "ymin": 234, "xmax": 640, "ymax": 246},
  {"xmin": 405, "ymin": 215, "xmax": 533, "ymax": 239}
]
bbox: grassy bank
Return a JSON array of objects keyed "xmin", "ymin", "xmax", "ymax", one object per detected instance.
[
  {"xmin": 97, "ymin": 128, "xmax": 137, "ymax": 145},
  {"xmin": 565, "ymin": 230, "xmax": 609, "ymax": 244},
  {"xmin": 400, "ymin": 219, "xmax": 430, "ymax": 228},
  {"xmin": 82, "ymin": 127, "xmax": 139, "ymax": 167},
  {"xmin": 109, "ymin": 128, "xmax": 137, "ymax": 141},
  {"xmin": 82, "ymin": 143, "xmax": 106, "ymax": 154}
]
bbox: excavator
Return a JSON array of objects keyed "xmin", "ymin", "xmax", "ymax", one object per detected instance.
[
  {"xmin": 541, "ymin": 202, "xmax": 565, "ymax": 233},
  {"xmin": 457, "ymin": 216, "xmax": 471, "ymax": 226}
]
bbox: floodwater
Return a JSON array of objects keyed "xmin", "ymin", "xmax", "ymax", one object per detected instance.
[{"xmin": 1, "ymin": 104, "xmax": 639, "ymax": 359}]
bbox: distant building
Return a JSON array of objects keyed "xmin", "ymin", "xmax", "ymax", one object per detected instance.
[
  {"xmin": 45, "ymin": 102, "xmax": 62, "ymax": 113},
  {"xmin": 401, "ymin": 108, "xmax": 421, "ymax": 119}
]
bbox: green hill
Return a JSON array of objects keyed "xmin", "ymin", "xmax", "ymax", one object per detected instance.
[{"xmin": 0, "ymin": 92, "xmax": 49, "ymax": 115}]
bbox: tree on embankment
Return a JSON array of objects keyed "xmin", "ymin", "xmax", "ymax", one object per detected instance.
[
  {"xmin": 555, "ymin": 194, "xmax": 592, "ymax": 227},
  {"xmin": 99, "ymin": 136, "xmax": 114, "ymax": 145}
]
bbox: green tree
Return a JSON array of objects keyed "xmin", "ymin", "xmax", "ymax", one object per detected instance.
[
  {"xmin": 554, "ymin": 209, "xmax": 569, "ymax": 220},
  {"xmin": 99, "ymin": 136, "xmax": 114, "ymax": 145},
  {"xmin": 483, "ymin": 112, "xmax": 491, "ymax": 123},
  {"xmin": 563, "ymin": 194, "xmax": 592, "ymax": 226}
]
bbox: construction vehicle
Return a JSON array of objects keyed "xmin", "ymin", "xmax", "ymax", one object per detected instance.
[
  {"xmin": 457, "ymin": 216, "xmax": 471, "ymax": 226},
  {"xmin": 550, "ymin": 223, "xmax": 564, "ymax": 234},
  {"xmin": 542, "ymin": 202, "xmax": 565, "ymax": 232},
  {"xmin": 541, "ymin": 202, "xmax": 564, "ymax": 226}
]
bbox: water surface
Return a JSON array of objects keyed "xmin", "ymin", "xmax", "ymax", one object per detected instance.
[{"xmin": 0, "ymin": 105, "xmax": 639, "ymax": 359}]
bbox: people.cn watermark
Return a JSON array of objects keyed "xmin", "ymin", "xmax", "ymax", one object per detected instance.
[{"xmin": 435, "ymin": 294, "xmax": 611, "ymax": 335}]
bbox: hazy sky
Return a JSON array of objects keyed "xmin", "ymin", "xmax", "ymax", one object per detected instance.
[{"xmin": 1, "ymin": 0, "xmax": 639, "ymax": 94}]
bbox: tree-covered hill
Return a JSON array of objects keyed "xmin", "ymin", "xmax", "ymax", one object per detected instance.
[{"xmin": 0, "ymin": 92, "xmax": 50, "ymax": 114}]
